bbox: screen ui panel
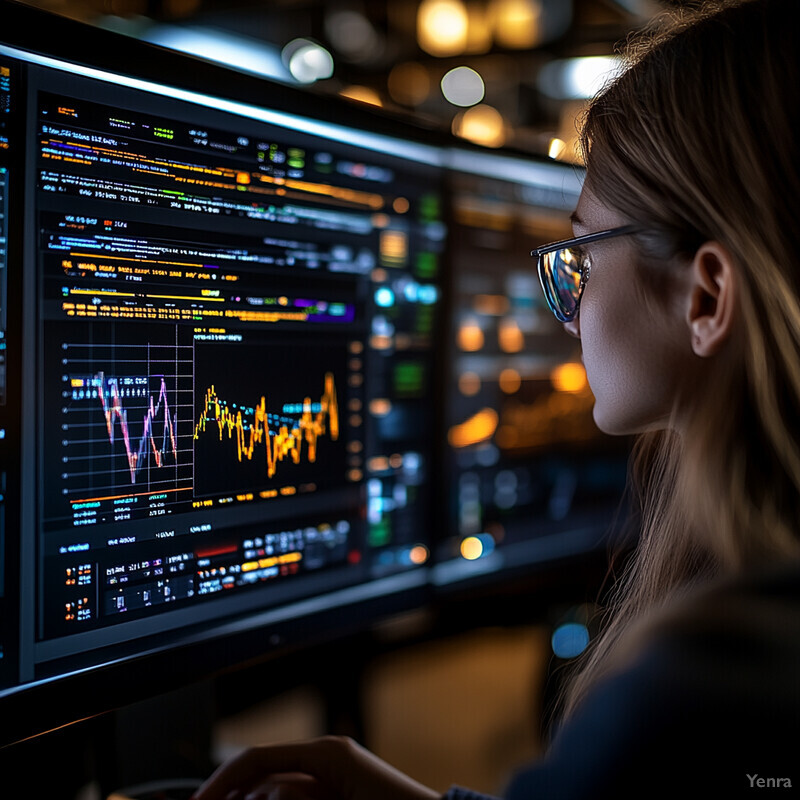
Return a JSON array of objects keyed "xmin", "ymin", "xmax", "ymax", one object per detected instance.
[
  {"xmin": 0, "ymin": 46, "xmax": 444, "ymax": 689},
  {"xmin": 435, "ymin": 151, "xmax": 629, "ymax": 586}
]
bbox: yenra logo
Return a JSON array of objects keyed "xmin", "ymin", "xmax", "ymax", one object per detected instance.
[{"xmin": 747, "ymin": 774, "xmax": 793, "ymax": 789}]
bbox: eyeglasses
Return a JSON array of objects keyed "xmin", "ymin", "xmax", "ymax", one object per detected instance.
[{"xmin": 531, "ymin": 225, "xmax": 637, "ymax": 322}]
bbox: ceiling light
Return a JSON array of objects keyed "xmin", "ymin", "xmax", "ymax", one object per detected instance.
[
  {"xmin": 538, "ymin": 55, "xmax": 622, "ymax": 100},
  {"xmin": 441, "ymin": 66, "xmax": 485, "ymax": 107},
  {"xmin": 465, "ymin": 3, "xmax": 492, "ymax": 53},
  {"xmin": 489, "ymin": 0, "xmax": 543, "ymax": 49},
  {"xmin": 548, "ymin": 137, "xmax": 567, "ymax": 159},
  {"xmin": 282, "ymin": 38, "xmax": 334, "ymax": 84},
  {"xmin": 452, "ymin": 104, "xmax": 506, "ymax": 148},
  {"xmin": 417, "ymin": 0, "xmax": 469, "ymax": 57}
]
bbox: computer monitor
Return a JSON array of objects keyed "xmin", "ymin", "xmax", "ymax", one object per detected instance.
[
  {"xmin": 0, "ymin": 0, "xmax": 446, "ymax": 747},
  {"xmin": 433, "ymin": 147, "xmax": 631, "ymax": 592}
]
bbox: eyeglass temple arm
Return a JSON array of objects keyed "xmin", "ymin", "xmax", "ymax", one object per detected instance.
[{"xmin": 530, "ymin": 224, "xmax": 638, "ymax": 258}]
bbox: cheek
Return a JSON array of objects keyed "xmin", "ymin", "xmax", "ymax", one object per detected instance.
[{"xmin": 579, "ymin": 293, "xmax": 679, "ymax": 435}]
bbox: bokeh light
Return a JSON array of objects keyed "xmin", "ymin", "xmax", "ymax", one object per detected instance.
[
  {"xmin": 417, "ymin": 0, "xmax": 469, "ymax": 57},
  {"xmin": 388, "ymin": 62, "xmax": 431, "ymax": 106},
  {"xmin": 441, "ymin": 66, "xmax": 485, "ymax": 107},
  {"xmin": 340, "ymin": 85, "xmax": 383, "ymax": 107},
  {"xmin": 282, "ymin": 38, "xmax": 334, "ymax": 84},
  {"xmin": 498, "ymin": 368, "xmax": 521, "ymax": 394},
  {"xmin": 498, "ymin": 317, "xmax": 524, "ymax": 353},
  {"xmin": 452, "ymin": 104, "xmax": 506, "ymax": 148},
  {"xmin": 550, "ymin": 362, "xmax": 588, "ymax": 393},
  {"xmin": 324, "ymin": 10, "xmax": 380, "ymax": 62},
  {"xmin": 458, "ymin": 371, "xmax": 482, "ymax": 396},
  {"xmin": 538, "ymin": 55, "xmax": 622, "ymax": 100},
  {"xmin": 551, "ymin": 622, "xmax": 590, "ymax": 659},
  {"xmin": 489, "ymin": 0, "xmax": 542, "ymax": 49},
  {"xmin": 548, "ymin": 137, "xmax": 567, "ymax": 159},
  {"xmin": 458, "ymin": 318, "xmax": 485, "ymax": 351},
  {"xmin": 448, "ymin": 408, "xmax": 499, "ymax": 448}
]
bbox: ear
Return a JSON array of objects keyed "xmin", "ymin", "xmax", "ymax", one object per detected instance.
[{"xmin": 686, "ymin": 241, "xmax": 738, "ymax": 357}]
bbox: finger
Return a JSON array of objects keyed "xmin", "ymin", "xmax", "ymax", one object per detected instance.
[
  {"xmin": 193, "ymin": 737, "xmax": 439, "ymax": 800},
  {"xmin": 260, "ymin": 775, "xmax": 332, "ymax": 800},
  {"xmin": 193, "ymin": 738, "xmax": 345, "ymax": 800},
  {"xmin": 246, "ymin": 774, "xmax": 331, "ymax": 800}
]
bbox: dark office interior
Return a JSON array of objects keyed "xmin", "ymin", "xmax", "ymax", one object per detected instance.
[{"xmin": 2, "ymin": 1, "xmax": 779, "ymax": 798}]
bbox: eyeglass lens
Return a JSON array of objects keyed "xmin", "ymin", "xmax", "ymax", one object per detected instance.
[{"xmin": 539, "ymin": 247, "xmax": 585, "ymax": 321}]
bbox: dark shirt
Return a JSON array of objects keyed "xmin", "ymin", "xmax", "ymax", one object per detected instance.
[{"xmin": 444, "ymin": 560, "xmax": 800, "ymax": 799}]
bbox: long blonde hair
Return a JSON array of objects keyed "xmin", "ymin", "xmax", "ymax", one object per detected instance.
[{"xmin": 561, "ymin": 0, "xmax": 800, "ymax": 721}]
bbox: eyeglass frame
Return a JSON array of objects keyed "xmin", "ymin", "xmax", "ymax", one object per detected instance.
[{"xmin": 531, "ymin": 224, "xmax": 638, "ymax": 322}]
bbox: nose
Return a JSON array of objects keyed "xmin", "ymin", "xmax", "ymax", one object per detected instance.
[{"xmin": 563, "ymin": 315, "xmax": 581, "ymax": 339}]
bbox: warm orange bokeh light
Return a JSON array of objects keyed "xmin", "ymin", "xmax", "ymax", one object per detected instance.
[{"xmin": 550, "ymin": 362, "xmax": 588, "ymax": 393}]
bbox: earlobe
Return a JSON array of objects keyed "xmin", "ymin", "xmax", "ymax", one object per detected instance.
[{"xmin": 687, "ymin": 241, "xmax": 738, "ymax": 358}]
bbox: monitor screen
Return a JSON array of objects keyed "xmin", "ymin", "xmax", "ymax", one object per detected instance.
[
  {"xmin": 433, "ymin": 149, "xmax": 631, "ymax": 589},
  {"xmin": 0, "ymin": 2, "xmax": 445, "ymax": 745}
]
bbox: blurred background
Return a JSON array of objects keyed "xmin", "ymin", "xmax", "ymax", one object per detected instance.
[{"xmin": 15, "ymin": 0, "xmax": 686, "ymax": 160}]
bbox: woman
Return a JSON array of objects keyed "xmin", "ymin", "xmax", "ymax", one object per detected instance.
[{"xmin": 193, "ymin": 1, "xmax": 800, "ymax": 796}]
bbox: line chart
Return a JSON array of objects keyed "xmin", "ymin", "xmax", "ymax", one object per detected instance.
[
  {"xmin": 193, "ymin": 371, "xmax": 340, "ymax": 480},
  {"xmin": 54, "ymin": 338, "xmax": 195, "ymax": 502},
  {"xmin": 95, "ymin": 371, "xmax": 179, "ymax": 484},
  {"xmin": 47, "ymin": 330, "xmax": 352, "ymax": 516}
]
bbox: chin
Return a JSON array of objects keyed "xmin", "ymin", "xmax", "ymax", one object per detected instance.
[
  {"xmin": 592, "ymin": 404, "xmax": 664, "ymax": 437},
  {"xmin": 592, "ymin": 406, "xmax": 626, "ymax": 436}
]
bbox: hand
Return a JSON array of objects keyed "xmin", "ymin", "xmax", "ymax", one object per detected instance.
[{"xmin": 191, "ymin": 735, "xmax": 441, "ymax": 800}]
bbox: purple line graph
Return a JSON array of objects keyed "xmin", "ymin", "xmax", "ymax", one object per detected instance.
[
  {"xmin": 96, "ymin": 371, "xmax": 178, "ymax": 484},
  {"xmin": 58, "ymin": 339, "xmax": 194, "ymax": 498}
]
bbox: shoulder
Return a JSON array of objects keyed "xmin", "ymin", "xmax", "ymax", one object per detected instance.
[
  {"xmin": 505, "ymin": 560, "xmax": 800, "ymax": 799},
  {"xmin": 612, "ymin": 559, "xmax": 800, "ymax": 745},
  {"xmin": 645, "ymin": 559, "xmax": 800, "ymax": 696}
]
